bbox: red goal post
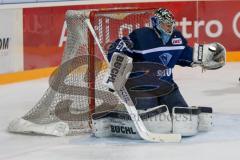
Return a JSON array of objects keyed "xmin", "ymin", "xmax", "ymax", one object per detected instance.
[{"xmin": 88, "ymin": 8, "xmax": 155, "ymax": 113}]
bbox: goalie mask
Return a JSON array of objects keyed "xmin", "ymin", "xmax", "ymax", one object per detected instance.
[{"xmin": 151, "ymin": 8, "xmax": 176, "ymax": 44}]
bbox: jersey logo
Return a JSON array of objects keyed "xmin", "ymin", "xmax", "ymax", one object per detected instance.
[
  {"xmin": 159, "ymin": 53, "xmax": 172, "ymax": 66},
  {"xmin": 172, "ymin": 38, "xmax": 182, "ymax": 45}
]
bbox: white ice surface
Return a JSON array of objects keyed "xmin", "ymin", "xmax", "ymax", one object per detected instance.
[{"xmin": 0, "ymin": 62, "xmax": 240, "ymax": 160}]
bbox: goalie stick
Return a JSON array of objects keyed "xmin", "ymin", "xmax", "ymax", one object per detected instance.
[{"xmin": 85, "ymin": 19, "xmax": 181, "ymax": 143}]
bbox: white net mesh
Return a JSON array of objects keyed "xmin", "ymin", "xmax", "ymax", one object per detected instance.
[{"xmin": 8, "ymin": 9, "xmax": 154, "ymax": 136}]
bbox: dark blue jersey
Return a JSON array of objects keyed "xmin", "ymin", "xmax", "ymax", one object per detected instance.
[{"xmin": 107, "ymin": 27, "xmax": 193, "ymax": 86}]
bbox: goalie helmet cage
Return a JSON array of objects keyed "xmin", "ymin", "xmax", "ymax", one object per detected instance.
[{"xmin": 8, "ymin": 8, "xmax": 155, "ymax": 136}]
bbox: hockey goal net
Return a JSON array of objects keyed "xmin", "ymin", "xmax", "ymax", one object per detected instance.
[{"xmin": 8, "ymin": 8, "xmax": 154, "ymax": 136}]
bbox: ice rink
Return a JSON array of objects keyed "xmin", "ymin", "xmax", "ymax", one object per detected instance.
[{"xmin": 0, "ymin": 62, "xmax": 240, "ymax": 160}]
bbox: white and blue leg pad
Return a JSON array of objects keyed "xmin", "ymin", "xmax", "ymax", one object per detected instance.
[
  {"xmin": 198, "ymin": 106, "xmax": 213, "ymax": 131},
  {"xmin": 172, "ymin": 106, "xmax": 213, "ymax": 136},
  {"xmin": 92, "ymin": 105, "xmax": 172, "ymax": 139}
]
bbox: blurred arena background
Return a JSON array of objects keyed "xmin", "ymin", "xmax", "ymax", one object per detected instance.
[{"xmin": 0, "ymin": 0, "xmax": 240, "ymax": 84}]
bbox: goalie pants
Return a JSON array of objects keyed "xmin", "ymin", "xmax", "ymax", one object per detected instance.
[{"xmin": 135, "ymin": 87, "xmax": 188, "ymax": 112}]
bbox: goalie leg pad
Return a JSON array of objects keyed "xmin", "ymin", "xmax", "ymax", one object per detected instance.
[
  {"xmin": 198, "ymin": 106, "xmax": 213, "ymax": 132},
  {"xmin": 172, "ymin": 106, "xmax": 200, "ymax": 136},
  {"xmin": 92, "ymin": 105, "xmax": 172, "ymax": 139}
]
